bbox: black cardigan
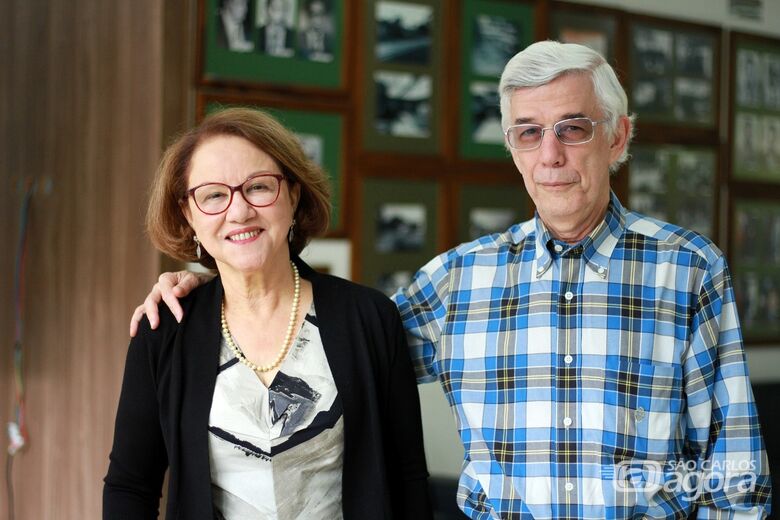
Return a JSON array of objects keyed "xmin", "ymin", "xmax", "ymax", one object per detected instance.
[{"xmin": 103, "ymin": 259, "xmax": 432, "ymax": 519}]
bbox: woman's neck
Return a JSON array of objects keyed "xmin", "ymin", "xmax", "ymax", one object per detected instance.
[{"xmin": 220, "ymin": 259, "xmax": 296, "ymax": 317}]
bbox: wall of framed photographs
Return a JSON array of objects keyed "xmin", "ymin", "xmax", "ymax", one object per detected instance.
[
  {"xmin": 185, "ymin": 0, "xmax": 780, "ymax": 342},
  {"xmin": 728, "ymin": 32, "xmax": 780, "ymax": 344}
]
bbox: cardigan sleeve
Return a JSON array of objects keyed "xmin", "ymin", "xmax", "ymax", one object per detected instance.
[
  {"xmin": 103, "ymin": 318, "xmax": 169, "ymax": 519},
  {"xmin": 384, "ymin": 303, "xmax": 434, "ymax": 519}
]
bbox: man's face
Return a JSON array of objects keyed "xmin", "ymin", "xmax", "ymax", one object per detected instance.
[{"xmin": 507, "ymin": 73, "xmax": 628, "ymax": 239}]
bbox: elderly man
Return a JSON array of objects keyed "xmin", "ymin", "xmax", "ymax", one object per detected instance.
[{"xmin": 131, "ymin": 41, "xmax": 771, "ymax": 519}]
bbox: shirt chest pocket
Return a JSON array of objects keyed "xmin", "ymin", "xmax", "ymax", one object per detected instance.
[{"xmin": 603, "ymin": 358, "xmax": 684, "ymax": 462}]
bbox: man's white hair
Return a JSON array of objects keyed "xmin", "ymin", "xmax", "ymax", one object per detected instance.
[{"xmin": 499, "ymin": 40, "xmax": 635, "ymax": 173}]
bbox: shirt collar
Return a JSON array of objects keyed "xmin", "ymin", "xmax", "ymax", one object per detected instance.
[{"xmin": 533, "ymin": 191, "xmax": 625, "ymax": 279}]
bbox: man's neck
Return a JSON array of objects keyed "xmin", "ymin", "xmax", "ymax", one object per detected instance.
[{"xmin": 540, "ymin": 202, "xmax": 609, "ymax": 245}]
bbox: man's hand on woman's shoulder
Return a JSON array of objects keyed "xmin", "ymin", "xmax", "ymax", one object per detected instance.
[{"xmin": 129, "ymin": 270, "xmax": 214, "ymax": 337}]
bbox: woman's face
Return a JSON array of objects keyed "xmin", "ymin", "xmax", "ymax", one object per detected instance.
[{"xmin": 182, "ymin": 135, "xmax": 299, "ymax": 277}]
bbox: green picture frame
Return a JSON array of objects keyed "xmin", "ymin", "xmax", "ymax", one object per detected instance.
[
  {"xmin": 629, "ymin": 20, "xmax": 719, "ymax": 127},
  {"xmin": 361, "ymin": 177, "xmax": 440, "ymax": 295},
  {"xmin": 730, "ymin": 199, "xmax": 780, "ymax": 343},
  {"xmin": 628, "ymin": 144, "xmax": 718, "ymax": 241},
  {"xmin": 730, "ymin": 33, "xmax": 780, "ymax": 183},
  {"xmin": 200, "ymin": 95, "xmax": 346, "ymax": 233},
  {"xmin": 456, "ymin": 182, "xmax": 528, "ymax": 244},
  {"xmin": 200, "ymin": 0, "xmax": 345, "ymax": 89},
  {"xmin": 458, "ymin": 0, "xmax": 534, "ymax": 160},
  {"xmin": 361, "ymin": 0, "xmax": 444, "ymax": 154}
]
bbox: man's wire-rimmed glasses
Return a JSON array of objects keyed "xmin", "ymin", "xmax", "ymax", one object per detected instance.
[
  {"xmin": 504, "ymin": 117, "xmax": 609, "ymax": 151},
  {"xmin": 184, "ymin": 173, "xmax": 286, "ymax": 215}
]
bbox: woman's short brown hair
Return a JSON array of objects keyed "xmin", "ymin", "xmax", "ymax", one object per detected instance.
[{"xmin": 146, "ymin": 107, "xmax": 331, "ymax": 269}]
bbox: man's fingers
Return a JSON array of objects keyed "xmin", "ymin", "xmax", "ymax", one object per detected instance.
[
  {"xmin": 176, "ymin": 271, "xmax": 204, "ymax": 296},
  {"xmin": 129, "ymin": 305, "xmax": 146, "ymax": 337},
  {"xmin": 143, "ymin": 288, "xmax": 163, "ymax": 327},
  {"xmin": 128, "ymin": 271, "xmax": 208, "ymax": 336},
  {"xmin": 160, "ymin": 289, "xmax": 184, "ymax": 323}
]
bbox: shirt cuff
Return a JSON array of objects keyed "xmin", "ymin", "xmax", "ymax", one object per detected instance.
[{"xmin": 696, "ymin": 505, "xmax": 767, "ymax": 520}]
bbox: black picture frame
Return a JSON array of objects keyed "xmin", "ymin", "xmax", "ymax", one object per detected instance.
[
  {"xmin": 729, "ymin": 198, "xmax": 780, "ymax": 344},
  {"xmin": 360, "ymin": 177, "xmax": 440, "ymax": 294},
  {"xmin": 361, "ymin": 0, "xmax": 444, "ymax": 155},
  {"xmin": 628, "ymin": 18, "xmax": 720, "ymax": 128},
  {"xmin": 628, "ymin": 144, "xmax": 719, "ymax": 242},
  {"xmin": 730, "ymin": 32, "xmax": 780, "ymax": 184}
]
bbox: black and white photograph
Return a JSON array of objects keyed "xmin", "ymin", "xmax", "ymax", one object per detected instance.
[
  {"xmin": 734, "ymin": 271, "xmax": 761, "ymax": 330},
  {"xmin": 376, "ymin": 271, "xmax": 413, "ymax": 297},
  {"xmin": 297, "ymin": 0, "xmax": 335, "ymax": 63},
  {"xmin": 765, "ymin": 53, "xmax": 780, "ymax": 109},
  {"xmin": 375, "ymin": 203, "xmax": 426, "ymax": 253},
  {"xmin": 558, "ymin": 28, "xmax": 608, "ymax": 59},
  {"xmin": 675, "ymin": 151, "xmax": 715, "ymax": 236},
  {"xmin": 470, "ymin": 81, "xmax": 503, "ymax": 145},
  {"xmin": 765, "ymin": 116, "xmax": 780, "ymax": 173},
  {"xmin": 674, "ymin": 78, "xmax": 712, "ymax": 123},
  {"xmin": 737, "ymin": 49, "xmax": 763, "ymax": 107},
  {"xmin": 374, "ymin": 71, "xmax": 432, "ymax": 138},
  {"xmin": 375, "ymin": 1, "xmax": 433, "ymax": 65},
  {"xmin": 676, "ymin": 150, "xmax": 715, "ymax": 194},
  {"xmin": 633, "ymin": 77, "xmax": 673, "ymax": 114},
  {"xmin": 735, "ymin": 112, "xmax": 766, "ymax": 173},
  {"xmin": 734, "ymin": 206, "xmax": 764, "ymax": 264},
  {"xmin": 256, "ymin": 0, "xmax": 297, "ymax": 58},
  {"xmin": 675, "ymin": 33, "xmax": 713, "ymax": 78},
  {"xmin": 471, "ymin": 14, "xmax": 522, "ymax": 77},
  {"xmin": 633, "ymin": 26, "xmax": 673, "ymax": 76},
  {"xmin": 676, "ymin": 201, "xmax": 713, "ymax": 237},
  {"xmin": 628, "ymin": 149, "xmax": 668, "ymax": 220},
  {"xmin": 295, "ymin": 132, "xmax": 324, "ymax": 166},
  {"xmin": 468, "ymin": 207, "xmax": 517, "ymax": 240},
  {"xmin": 217, "ymin": 0, "xmax": 255, "ymax": 52},
  {"xmin": 771, "ymin": 213, "xmax": 780, "ymax": 263}
]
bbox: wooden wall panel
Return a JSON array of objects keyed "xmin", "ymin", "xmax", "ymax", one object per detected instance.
[{"xmin": 1, "ymin": 0, "xmax": 163, "ymax": 518}]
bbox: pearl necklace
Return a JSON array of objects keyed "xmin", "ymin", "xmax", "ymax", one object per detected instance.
[{"xmin": 220, "ymin": 261, "xmax": 300, "ymax": 373}]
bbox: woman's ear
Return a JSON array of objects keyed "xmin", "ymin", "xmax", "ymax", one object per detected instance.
[
  {"xmin": 180, "ymin": 199, "xmax": 195, "ymax": 228},
  {"xmin": 289, "ymin": 181, "xmax": 301, "ymax": 213}
]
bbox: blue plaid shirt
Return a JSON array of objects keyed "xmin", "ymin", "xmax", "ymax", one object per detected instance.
[{"xmin": 394, "ymin": 192, "xmax": 771, "ymax": 519}]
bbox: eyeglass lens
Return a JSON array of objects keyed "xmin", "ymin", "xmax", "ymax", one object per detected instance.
[
  {"xmin": 506, "ymin": 118, "xmax": 597, "ymax": 150},
  {"xmin": 193, "ymin": 175, "xmax": 280, "ymax": 214}
]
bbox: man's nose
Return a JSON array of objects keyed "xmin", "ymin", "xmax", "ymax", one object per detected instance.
[{"xmin": 538, "ymin": 128, "xmax": 566, "ymax": 166}]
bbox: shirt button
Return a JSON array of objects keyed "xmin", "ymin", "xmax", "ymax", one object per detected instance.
[
  {"xmin": 564, "ymin": 354, "xmax": 573, "ymax": 364},
  {"xmin": 564, "ymin": 291, "xmax": 574, "ymax": 301},
  {"xmin": 565, "ymin": 482, "xmax": 574, "ymax": 492},
  {"xmin": 554, "ymin": 244, "xmax": 563, "ymax": 252},
  {"xmin": 563, "ymin": 417, "xmax": 572, "ymax": 427},
  {"xmin": 598, "ymin": 266, "xmax": 606, "ymax": 275}
]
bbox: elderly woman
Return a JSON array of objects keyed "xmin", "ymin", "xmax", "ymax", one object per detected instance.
[{"xmin": 103, "ymin": 108, "xmax": 432, "ymax": 519}]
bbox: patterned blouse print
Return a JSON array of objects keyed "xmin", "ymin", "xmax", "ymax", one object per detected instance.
[{"xmin": 209, "ymin": 304, "xmax": 344, "ymax": 520}]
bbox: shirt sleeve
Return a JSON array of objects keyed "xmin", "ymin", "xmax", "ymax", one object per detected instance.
[
  {"xmin": 683, "ymin": 255, "xmax": 772, "ymax": 518},
  {"xmin": 392, "ymin": 251, "xmax": 453, "ymax": 384}
]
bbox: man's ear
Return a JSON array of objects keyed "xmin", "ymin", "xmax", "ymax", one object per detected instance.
[{"xmin": 609, "ymin": 115, "xmax": 631, "ymax": 163}]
